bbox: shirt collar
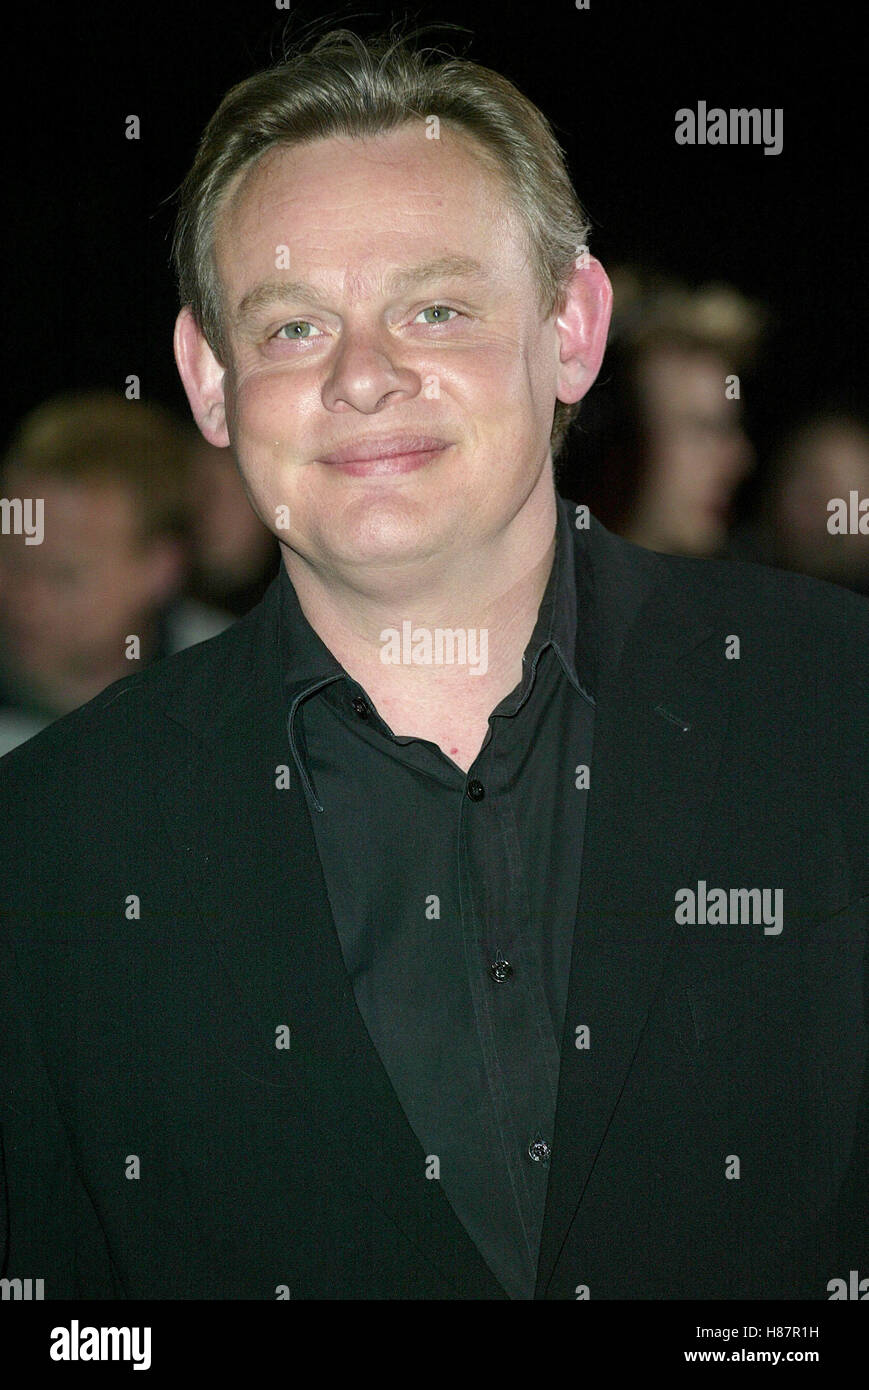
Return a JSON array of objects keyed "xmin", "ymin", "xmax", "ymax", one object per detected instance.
[{"xmin": 277, "ymin": 491, "xmax": 595, "ymax": 704}]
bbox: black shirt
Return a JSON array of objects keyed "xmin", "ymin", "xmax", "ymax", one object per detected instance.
[{"xmin": 277, "ymin": 492, "xmax": 597, "ymax": 1298}]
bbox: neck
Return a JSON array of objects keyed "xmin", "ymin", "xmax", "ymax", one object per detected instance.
[{"xmin": 281, "ymin": 481, "xmax": 560, "ymax": 722}]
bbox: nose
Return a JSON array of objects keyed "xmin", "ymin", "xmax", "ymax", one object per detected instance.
[{"xmin": 320, "ymin": 328, "xmax": 422, "ymax": 414}]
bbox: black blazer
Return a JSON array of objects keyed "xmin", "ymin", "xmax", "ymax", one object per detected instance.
[{"xmin": 1, "ymin": 512, "xmax": 867, "ymax": 1299}]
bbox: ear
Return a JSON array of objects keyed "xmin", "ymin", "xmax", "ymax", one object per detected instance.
[
  {"xmin": 174, "ymin": 305, "xmax": 231, "ymax": 448},
  {"xmin": 553, "ymin": 255, "xmax": 613, "ymax": 406}
]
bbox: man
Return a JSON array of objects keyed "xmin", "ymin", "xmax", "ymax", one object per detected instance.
[
  {"xmin": 0, "ymin": 392, "xmax": 233, "ymax": 755},
  {"xmin": 1, "ymin": 26, "xmax": 866, "ymax": 1300}
]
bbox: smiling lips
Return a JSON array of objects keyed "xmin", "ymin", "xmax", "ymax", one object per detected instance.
[{"xmin": 318, "ymin": 434, "xmax": 451, "ymax": 474}]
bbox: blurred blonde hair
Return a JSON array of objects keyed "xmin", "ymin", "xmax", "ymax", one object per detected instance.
[
  {"xmin": 2, "ymin": 391, "xmax": 188, "ymax": 544},
  {"xmin": 608, "ymin": 267, "xmax": 768, "ymax": 369}
]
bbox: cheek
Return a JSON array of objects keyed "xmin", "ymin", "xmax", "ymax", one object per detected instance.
[
  {"xmin": 469, "ymin": 333, "xmax": 543, "ymax": 388},
  {"xmin": 228, "ymin": 381, "xmax": 305, "ymax": 483},
  {"xmin": 229, "ymin": 362, "xmax": 312, "ymax": 442},
  {"xmin": 439, "ymin": 343, "xmax": 545, "ymax": 427}
]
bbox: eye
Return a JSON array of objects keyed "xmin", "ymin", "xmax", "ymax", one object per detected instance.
[
  {"xmin": 413, "ymin": 304, "xmax": 459, "ymax": 325},
  {"xmin": 273, "ymin": 320, "xmax": 323, "ymax": 340}
]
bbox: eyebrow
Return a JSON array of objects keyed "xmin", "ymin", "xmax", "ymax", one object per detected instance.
[{"xmin": 234, "ymin": 254, "xmax": 491, "ymax": 323}]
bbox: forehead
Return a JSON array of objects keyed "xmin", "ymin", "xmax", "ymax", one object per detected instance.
[{"xmin": 213, "ymin": 123, "xmax": 528, "ymax": 297}]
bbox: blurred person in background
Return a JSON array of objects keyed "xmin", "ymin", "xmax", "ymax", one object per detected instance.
[
  {"xmin": 729, "ymin": 407, "xmax": 869, "ymax": 594},
  {"xmin": 564, "ymin": 268, "xmax": 766, "ymax": 556},
  {"xmin": 183, "ymin": 429, "xmax": 280, "ymax": 617},
  {"xmin": 0, "ymin": 391, "xmax": 233, "ymax": 754}
]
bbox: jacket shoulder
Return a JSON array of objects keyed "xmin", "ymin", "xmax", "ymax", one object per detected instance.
[{"xmin": 585, "ymin": 513, "xmax": 869, "ymax": 643}]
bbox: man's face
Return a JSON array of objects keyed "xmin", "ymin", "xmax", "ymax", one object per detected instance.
[
  {"xmin": 0, "ymin": 470, "xmax": 177, "ymax": 680},
  {"xmin": 633, "ymin": 347, "xmax": 754, "ymax": 555},
  {"xmin": 205, "ymin": 124, "xmax": 570, "ymax": 580}
]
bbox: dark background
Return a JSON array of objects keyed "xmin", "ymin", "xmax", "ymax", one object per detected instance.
[{"xmin": 6, "ymin": 0, "xmax": 864, "ymax": 488}]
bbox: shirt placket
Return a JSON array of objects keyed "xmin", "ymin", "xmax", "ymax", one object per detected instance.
[{"xmin": 458, "ymin": 720, "xmax": 561, "ymax": 1277}]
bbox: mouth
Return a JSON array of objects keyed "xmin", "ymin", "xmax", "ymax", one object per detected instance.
[{"xmin": 317, "ymin": 435, "xmax": 451, "ymax": 476}]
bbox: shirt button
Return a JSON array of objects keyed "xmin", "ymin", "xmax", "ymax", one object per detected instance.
[
  {"xmin": 466, "ymin": 779, "xmax": 485, "ymax": 801},
  {"xmin": 351, "ymin": 695, "xmax": 369, "ymax": 719},
  {"xmin": 489, "ymin": 956, "xmax": 513, "ymax": 982},
  {"xmin": 528, "ymin": 1138, "xmax": 551, "ymax": 1165}
]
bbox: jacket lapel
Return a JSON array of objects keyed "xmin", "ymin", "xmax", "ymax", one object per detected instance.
[
  {"xmin": 152, "ymin": 579, "xmax": 506, "ymax": 1298},
  {"xmin": 536, "ymin": 519, "xmax": 734, "ymax": 1294}
]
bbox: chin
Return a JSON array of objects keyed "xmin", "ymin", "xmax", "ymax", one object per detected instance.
[{"xmin": 316, "ymin": 511, "xmax": 441, "ymax": 557}]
